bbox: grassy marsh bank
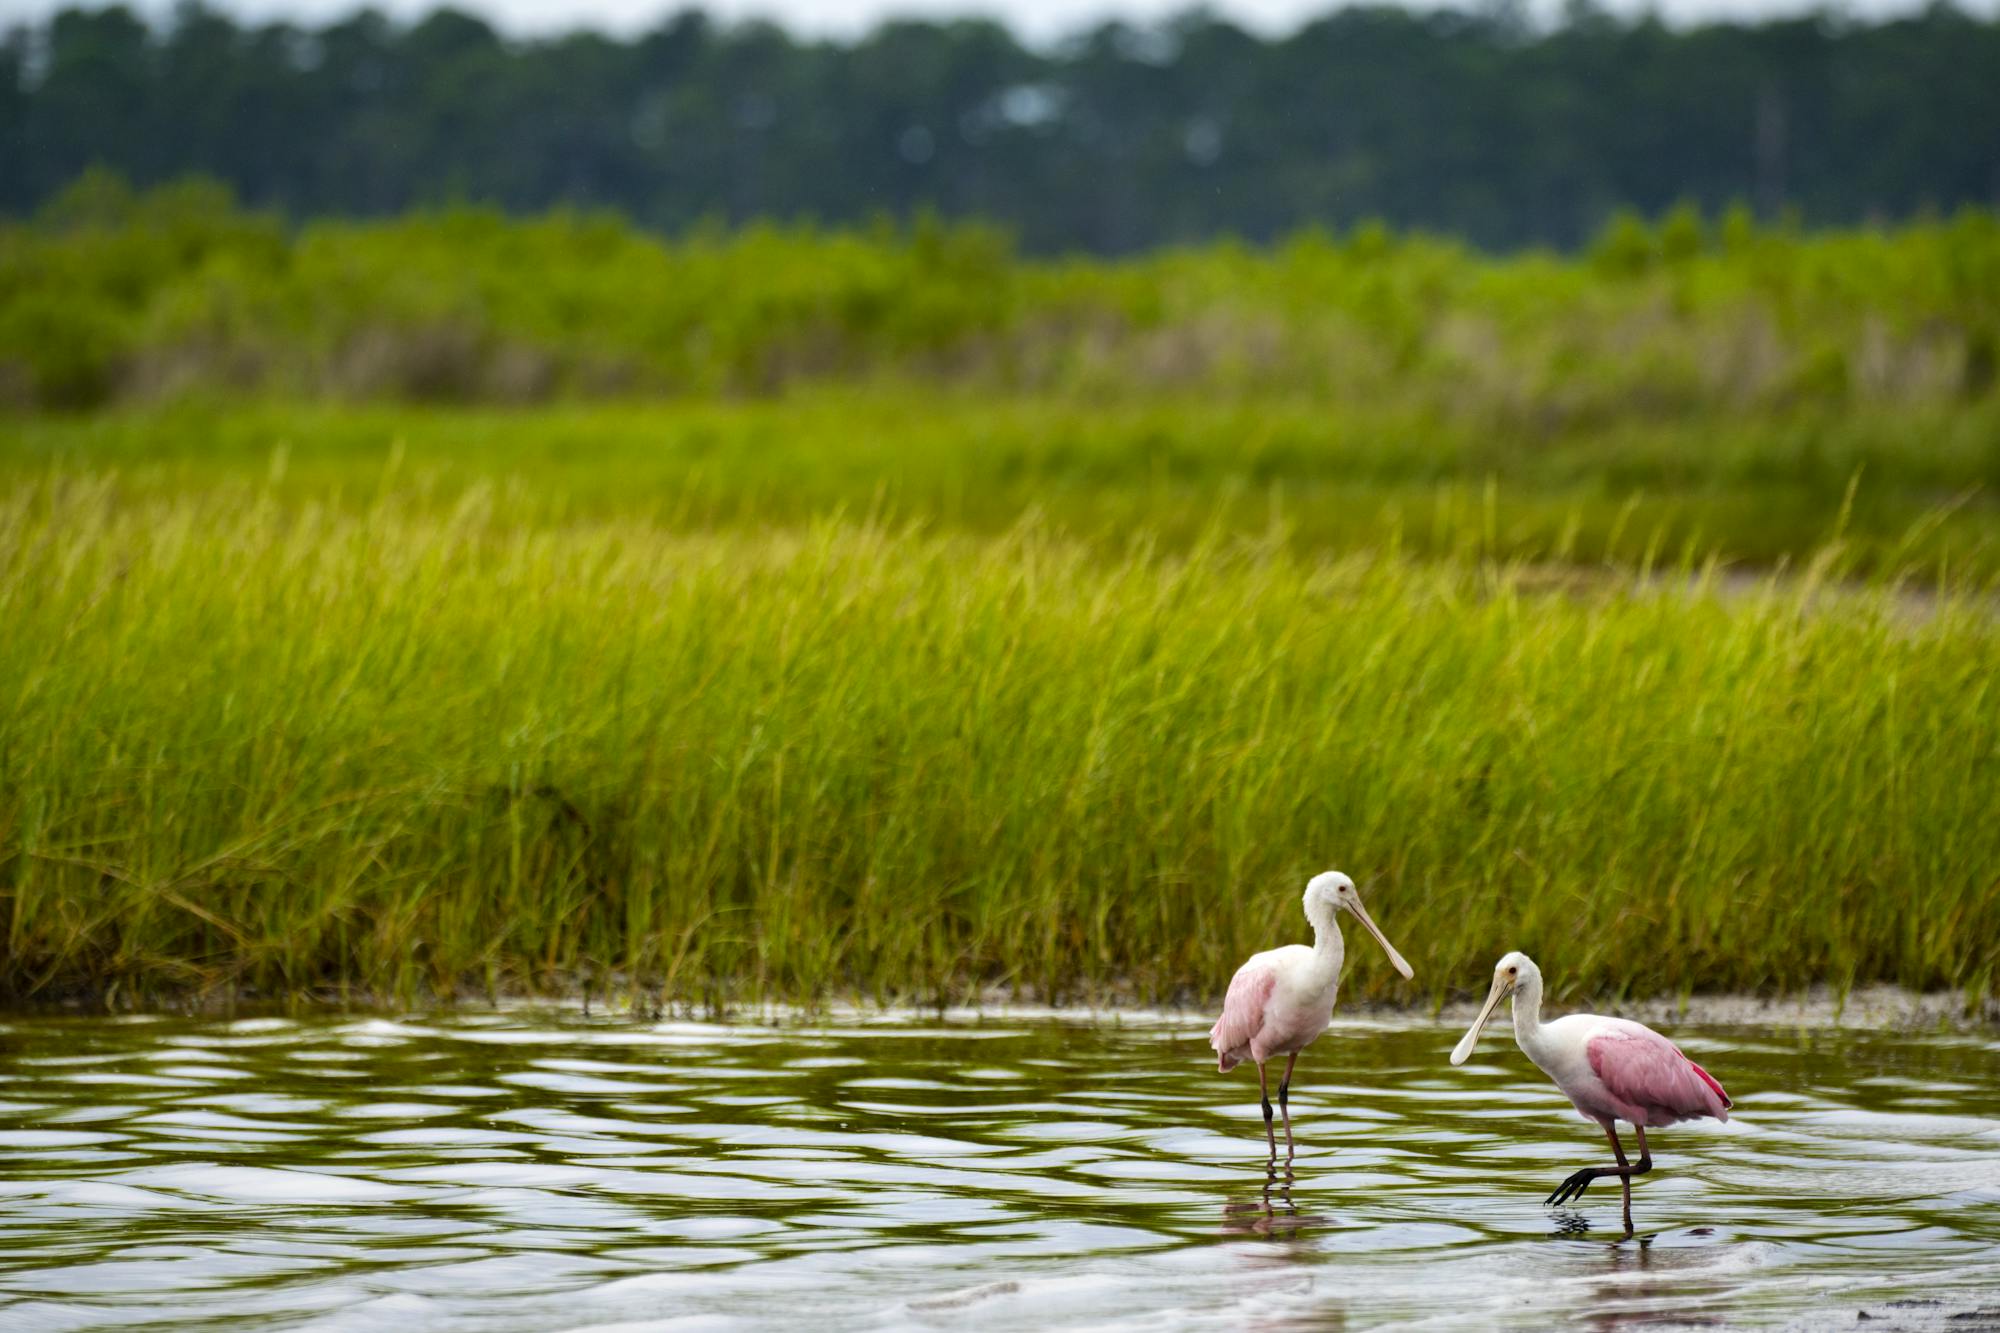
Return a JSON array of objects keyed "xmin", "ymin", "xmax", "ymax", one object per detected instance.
[
  {"xmin": 6, "ymin": 192, "xmax": 1997, "ymax": 1009},
  {"xmin": 3, "ymin": 480, "xmax": 1995, "ymax": 1008}
]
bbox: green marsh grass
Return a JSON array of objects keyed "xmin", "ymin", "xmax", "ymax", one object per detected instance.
[
  {"xmin": 3, "ymin": 478, "xmax": 1995, "ymax": 1008},
  {"xmin": 10, "ymin": 394, "xmax": 1998, "ymax": 580}
]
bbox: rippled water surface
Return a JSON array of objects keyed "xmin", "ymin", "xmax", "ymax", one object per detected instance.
[{"xmin": 2, "ymin": 1010, "xmax": 1998, "ymax": 1331}]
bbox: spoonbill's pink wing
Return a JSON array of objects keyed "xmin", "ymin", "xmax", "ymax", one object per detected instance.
[
  {"xmin": 1587, "ymin": 1022, "xmax": 1732, "ymax": 1126},
  {"xmin": 1209, "ymin": 960, "xmax": 1276, "ymax": 1072}
]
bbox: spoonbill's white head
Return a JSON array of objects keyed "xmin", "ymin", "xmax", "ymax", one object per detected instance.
[
  {"xmin": 1450, "ymin": 950, "xmax": 1542, "ymax": 1065},
  {"xmin": 1303, "ymin": 871, "xmax": 1415, "ymax": 980}
]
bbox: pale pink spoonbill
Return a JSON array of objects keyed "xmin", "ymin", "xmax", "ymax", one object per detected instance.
[
  {"xmin": 1209, "ymin": 871, "xmax": 1415, "ymax": 1162},
  {"xmin": 1451, "ymin": 951, "xmax": 1732, "ymax": 1235}
]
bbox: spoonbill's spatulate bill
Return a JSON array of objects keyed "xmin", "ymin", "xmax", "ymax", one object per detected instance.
[
  {"xmin": 1451, "ymin": 951, "xmax": 1732, "ymax": 1235},
  {"xmin": 1209, "ymin": 871, "xmax": 1415, "ymax": 1163}
]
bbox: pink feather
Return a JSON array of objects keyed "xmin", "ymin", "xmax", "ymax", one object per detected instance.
[
  {"xmin": 1584, "ymin": 1023, "xmax": 1733, "ymax": 1127},
  {"xmin": 1208, "ymin": 962, "xmax": 1276, "ymax": 1072}
]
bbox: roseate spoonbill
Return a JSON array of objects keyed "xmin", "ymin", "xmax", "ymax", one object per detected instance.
[
  {"xmin": 1209, "ymin": 871, "xmax": 1415, "ymax": 1162},
  {"xmin": 1450, "ymin": 951, "xmax": 1732, "ymax": 1235}
]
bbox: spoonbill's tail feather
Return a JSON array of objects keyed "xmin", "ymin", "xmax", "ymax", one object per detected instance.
[{"xmin": 1687, "ymin": 1058, "xmax": 1732, "ymax": 1112}]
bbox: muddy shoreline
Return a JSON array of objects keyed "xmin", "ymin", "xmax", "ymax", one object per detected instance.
[{"xmin": 6, "ymin": 981, "xmax": 1995, "ymax": 1030}]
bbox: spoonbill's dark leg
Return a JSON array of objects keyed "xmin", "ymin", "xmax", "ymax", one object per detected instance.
[
  {"xmin": 1624, "ymin": 1128, "xmax": 1652, "ymax": 1234},
  {"xmin": 1278, "ymin": 1052, "xmax": 1299, "ymax": 1163},
  {"xmin": 1257, "ymin": 1060, "xmax": 1276, "ymax": 1162},
  {"xmin": 1548, "ymin": 1120, "xmax": 1653, "ymax": 1233}
]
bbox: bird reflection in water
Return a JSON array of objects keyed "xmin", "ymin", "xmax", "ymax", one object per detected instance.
[
  {"xmin": 1220, "ymin": 1167, "xmax": 1336, "ymax": 1238},
  {"xmin": 1550, "ymin": 1210, "xmax": 1596, "ymax": 1239},
  {"xmin": 1550, "ymin": 1208, "xmax": 1661, "ymax": 1243}
]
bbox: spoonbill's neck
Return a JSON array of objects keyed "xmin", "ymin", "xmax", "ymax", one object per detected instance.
[
  {"xmin": 1510, "ymin": 976, "xmax": 1549, "ymax": 1057},
  {"xmin": 1305, "ymin": 909, "xmax": 1346, "ymax": 988}
]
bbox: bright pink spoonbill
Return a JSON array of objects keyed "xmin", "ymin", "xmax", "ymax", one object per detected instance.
[
  {"xmin": 1210, "ymin": 871, "xmax": 1414, "ymax": 1163},
  {"xmin": 1451, "ymin": 951, "xmax": 1732, "ymax": 1235}
]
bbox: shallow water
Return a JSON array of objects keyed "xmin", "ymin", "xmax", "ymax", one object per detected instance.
[{"xmin": 1, "ymin": 1011, "xmax": 1997, "ymax": 1331}]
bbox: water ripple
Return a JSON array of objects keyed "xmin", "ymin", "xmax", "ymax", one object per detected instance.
[{"xmin": 0, "ymin": 1013, "xmax": 1995, "ymax": 1330}]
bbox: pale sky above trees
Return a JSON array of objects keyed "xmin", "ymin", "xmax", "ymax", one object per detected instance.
[{"xmin": 4, "ymin": 0, "xmax": 1994, "ymax": 44}]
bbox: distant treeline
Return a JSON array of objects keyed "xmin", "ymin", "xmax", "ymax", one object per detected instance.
[
  {"xmin": 4, "ymin": 4, "xmax": 2000, "ymax": 251},
  {"xmin": 5, "ymin": 174, "xmax": 1999, "ymax": 413}
]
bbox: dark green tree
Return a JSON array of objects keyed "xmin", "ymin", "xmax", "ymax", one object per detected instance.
[{"xmin": 4, "ymin": 2, "xmax": 1997, "ymax": 249}]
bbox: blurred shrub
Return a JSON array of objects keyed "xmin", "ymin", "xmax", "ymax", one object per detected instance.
[
  {"xmin": 3, "ymin": 173, "xmax": 1998, "ymax": 416},
  {"xmin": 1590, "ymin": 211, "xmax": 1657, "ymax": 277}
]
